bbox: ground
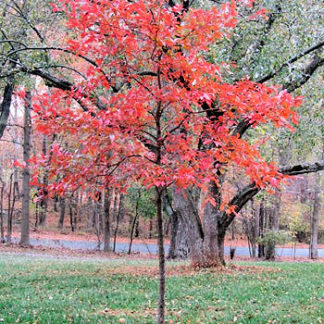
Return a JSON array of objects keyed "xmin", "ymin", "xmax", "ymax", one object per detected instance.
[{"xmin": 0, "ymin": 249, "xmax": 323, "ymax": 323}]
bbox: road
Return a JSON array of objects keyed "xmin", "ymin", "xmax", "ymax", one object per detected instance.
[{"xmin": 12, "ymin": 237, "xmax": 324, "ymax": 257}]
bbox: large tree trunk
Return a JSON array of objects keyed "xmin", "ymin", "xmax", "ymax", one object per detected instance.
[
  {"xmin": 171, "ymin": 185, "xmax": 226, "ymax": 267},
  {"xmin": 310, "ymin": 175, "xmax": 321, "ymax": 259},
  {"xmin": 171, "ymin": 188, "xmax": 204, "ymax": 265},
  {"xmin": 163, "ymin": 191, "xmax": 188, "ymax": 259},
  {"xmin": 20, "ymin": 91, "xmax": 32, "ymax": 246}
]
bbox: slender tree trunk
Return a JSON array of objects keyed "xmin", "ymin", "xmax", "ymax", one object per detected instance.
[
  {"xmin": 103, "ymin": 188, "xmax": 111, "ymax": 252},
  {"xmin": 300, "ymin": 176, "xmax": 308, "ymax": 204},
  {"xmin": 53, "ymin": 195, "xmax": 59, "ymax": 213},
  {"xmin": 149, "ymin": 217, "xmax": 153, "ymax": 239},
  {"xmin": 0, "ymin": 184, "xmax": 4, "ymax": 243},
  {"xmin": 310, "ymin": 175, "xmax": 321, "ymax": 259},
  {"xmin": 113, "ymin": 194, "xmax": 124, "ymax": 252},
  {"xmin": 69, "ymin": 196, "xmax": 77, "ymax": 232},
  {"xmin": 258, "ymin": 199, "xmax": 265, "ymax": 258},
  {"xmin": 128, "ymin": 190, "xmax": 141, "ymax": 254},
  {"xmin": 6, "ymin": 173, "xmax": 13, "ymax": 243},
  {"xmin": 156, "ymin": 188, "xmax": 165, "ymax": 324},
  {"xmin": 39, "ymin": 136, "xmax": 48, "ymax": 226},
  {"xmin": 86, "ymin": 196, "xmax": 92, "ymax": 230},
  {"xmin": 58, "ymin": 197, "xmax": 66, "ymax": 228},
  {"xmin": 20, "ymin": 91, "xmax": 32, "ymax": 246}
]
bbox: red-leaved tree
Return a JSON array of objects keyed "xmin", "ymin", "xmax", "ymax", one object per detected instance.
[{"xmin": 32, "ymin": 0, "xmax": 307, "ymax": 322}]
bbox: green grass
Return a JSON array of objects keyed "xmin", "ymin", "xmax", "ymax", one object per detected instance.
[{"xmin": 0, "ymin": 253, "xmax": 323, "ymax": 323}]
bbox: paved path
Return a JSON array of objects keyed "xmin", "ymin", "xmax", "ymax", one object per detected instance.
[{"xmin": 12, "ymin": 237, "xmax": 324, "ymax": 257}]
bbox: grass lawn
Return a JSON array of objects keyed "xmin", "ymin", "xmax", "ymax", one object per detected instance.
[{"xmin": 0, "ymin": 253, "xmax": 323, "ymax": 323}]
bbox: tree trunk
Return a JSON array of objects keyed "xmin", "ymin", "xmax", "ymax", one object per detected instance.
[
  {"xmin": 20, "ymin": 91, "xmax": 32, "ymax": 246},
  {"xmin": 171, "ymin": 188, "xmax": 204, "ymax": 265},
  {"xmin": 163, "ymin": 191, "xmax": 189, "ymax": 259},
  {"xmin": 156, "ymin": 188, "xmax": 166, "ymax": 324},
  {"xmin": 128, "ymin": 190, "xmax": 141, "ymax": 254},
  {"xmin": 39, "ymin": 136, "xmax": 48, "ymax": 226},
  {"xmin": 6, "ymin": 173, "xmax": 14, "ymax": 243},
  {"xmin": 0, "ymin": 184, "xmax": 4, "ymax": 243},
  {"xmin": 0, "ymin": 81, "xmax": 14, "ymax": 139},
  {"xmin": 58, "ymin": 197, "xmax": 66, "ymax": 228},
  {"xmin": 149, "ymin": 217, "xmax": 153, "ymax": 239},
  {"xmin": 53, "ymin": 195, "xmax": 59, "ymax": 213},
  {"xmin": 103, "ymin": 188, "xmax": 111, "ymax": 252},
  {"xmin": 310, "ymin": 175, "xmax": 321, "ymax": 259},
  {"xmin": 167, "ymin": 207, "xmax": 179, "ymax": 259},
  {"xmin": 113, "ymin": 194, "xmax": 124, "ymax": 252},
  {"xmin": 69, "ymin": 196, "xmax": 77, "ymax": 232},
  {"xmin": 258, "ymin": 199, "xmax": 265, "ymax": 258}
]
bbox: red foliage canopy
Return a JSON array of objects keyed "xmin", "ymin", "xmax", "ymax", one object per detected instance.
[{"xmin": 32, "ymin": 0, "xmax": 301, "ymax": 197}]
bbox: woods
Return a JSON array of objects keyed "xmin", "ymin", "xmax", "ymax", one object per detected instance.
[{"xmin": 0, "ymin": 0, "xmax": 323, "ymax": 323}]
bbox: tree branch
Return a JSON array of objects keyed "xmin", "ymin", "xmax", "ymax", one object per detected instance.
[
  {"xmin": 0, "ymin": 80, "xmax": 14, "ymax": 139},
  {"xmin": 257, "ymin": 40, "xmax": 324, "ymax": 83},
  {"xmin": 221, "ymin": 159, "xmax": 324, "ymax": 229},
  {"xmin": 280, "ymin": 159, "xmax": 324, "ymax": 176}
]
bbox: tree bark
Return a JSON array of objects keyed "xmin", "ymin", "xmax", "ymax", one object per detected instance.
[
  {"xmin": 310, "ymin": 175, "xmax": 321, "ymax": 259},
  {"xmin": 20, "ymin": 91, "xmax": 32, "ymax": 246}
]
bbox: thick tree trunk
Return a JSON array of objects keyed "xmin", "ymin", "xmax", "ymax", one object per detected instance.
[
  {"xmin": 310, "ymin": 175, "xmax": 321, "ymax": 259},
  {"xmin": 20, "ymin": 91, "xmax": 32, "ymax": 246},
  {"xmin": 103, "ymin": 188, "xmax": 111, "ymax": 252},
  {"xmin": 163, "ymin": 191, "xmax": 189, "ymax": 259},
  {"xmin": 171, "ymin": 188, "xmax": 204, "ymax": 265},
  {"xmin": 156, "ymin": 188, "xmax": 166, "ymax": 324},
  {"xmin": 171, "ymin": 185, "xmax": 226, "ymax": 267}
]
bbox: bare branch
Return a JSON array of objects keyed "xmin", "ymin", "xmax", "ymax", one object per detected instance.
[{"xmin": 257, "ymin": 40, "xmax": 324, "ymax": 83}]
